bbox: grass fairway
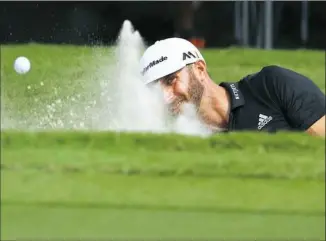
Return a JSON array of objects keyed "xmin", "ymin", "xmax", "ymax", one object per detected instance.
[
  {"xmin": 1, "ymin": 131, "xmax": 325, "ymax": 239},
  {"xmin": 1, "ymin": 44, "xmax": 325, "ymax": 239}
]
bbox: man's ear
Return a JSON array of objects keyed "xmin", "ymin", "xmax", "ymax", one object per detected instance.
[{"xmin": 194, "ymin": 60, "xmax": 207, "ymax": 79}]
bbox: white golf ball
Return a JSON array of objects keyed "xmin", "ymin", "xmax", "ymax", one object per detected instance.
[{"xmin": 14, "ymin": 56, "xmax": 31, "ymax": 74}]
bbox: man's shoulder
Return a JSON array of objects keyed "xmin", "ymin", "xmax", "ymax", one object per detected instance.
[
  {"xmin": 237, "ymin": 64, "xmax": 324, "ymax": 104},
  {"xmin": 239, "ymin": 65, "xmax": 288, "ymax": 82},
  {"xmin": 259, "ymin": 65, "xmax": 292, "ymax": 75},
  {"xmin": 238, "ymin": 65, "xmax": 308, "ymax": 90},
  {"xmin": 235, "ymin": 65, "xmax": 289, "ymax": 105}
]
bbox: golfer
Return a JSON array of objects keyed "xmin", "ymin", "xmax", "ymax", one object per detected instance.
[{"xmin": 140, "ymin": 38, "xmax": 325, "ymax": 137}]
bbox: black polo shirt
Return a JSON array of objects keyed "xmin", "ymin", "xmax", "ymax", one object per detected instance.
[{"xmin": 219, "ymin": 65, "xmax": 325, "ymax": 133}]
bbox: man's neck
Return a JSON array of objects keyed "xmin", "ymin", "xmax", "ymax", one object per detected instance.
[{"xmin": 198, "ymin": 81, "xmax": 231, "ymax": 130}]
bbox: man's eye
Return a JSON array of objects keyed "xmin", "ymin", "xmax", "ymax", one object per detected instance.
[{"xmin": 164, "ymin": 76, "xmax": 175, "ymax": 85}]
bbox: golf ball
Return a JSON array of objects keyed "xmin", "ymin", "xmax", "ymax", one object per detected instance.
[{"xmin": 14, "ymin": 56, "xmax": 31, "ymax": 74}]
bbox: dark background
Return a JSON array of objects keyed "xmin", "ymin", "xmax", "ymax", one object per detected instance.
[{"xmin": 1, "ymin": 1, "xmax": 325, "ymax": 49}]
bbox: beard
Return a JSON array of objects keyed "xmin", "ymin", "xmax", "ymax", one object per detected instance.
[
  {"xmin": 168, "ymin": 70, "xmax": 204, "ymax": 116},
  {"xmin": 188, "ymin": 71, "xmax": 204, "ymax": 109},
  {"xmin": 165, "ymin": 68, "xmax": 225, "ymax": 134}
]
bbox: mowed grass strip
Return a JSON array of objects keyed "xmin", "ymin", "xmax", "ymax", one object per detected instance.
[
  {"xmin": 1, "ymin": 131, "xmax": 325, "ymax": 215},
  {"xmin": 2, "ymin": 205, "xmax": 324, "ymax": 239},
  {"xmin": 2, "ymin": 131, "xmax": 325, "ymax": 180},
  {"xmin": 2, "ymin": 160, "xmax": 325, "ymax": 239}
]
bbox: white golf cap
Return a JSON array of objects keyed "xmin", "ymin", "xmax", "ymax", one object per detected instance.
[{"xmin": 140, "ymin": 37, "xmax": 205, "ymax": 85}]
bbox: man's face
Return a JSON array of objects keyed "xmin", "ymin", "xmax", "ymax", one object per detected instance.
[{"xmin": 158, "ymin": 64, "xmax": 204, "ymax": 116}]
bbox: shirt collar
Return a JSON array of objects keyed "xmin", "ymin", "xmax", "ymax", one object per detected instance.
[{"xmin": 219, "ymin": 82, "xmax": 245, "ymax": 110}]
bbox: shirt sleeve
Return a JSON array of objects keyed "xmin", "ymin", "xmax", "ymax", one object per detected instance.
[{"xmin": 262, "ymin": 65, "xmax": 325, "ymax": 130}]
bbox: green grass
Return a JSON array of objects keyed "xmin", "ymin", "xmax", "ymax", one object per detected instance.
[
  {"xmin": 1, "ymin": 44, "xmax": 325, "ymax": 239},
  {"xmin": 3, "ymin": 206, "xmax": 324, "ymax": 239},
  {"xmin": 2, "ymin": 131, "xmax": 325, "ymax": 180},
  {"xmin": 1, "ymin": 131, "xmax": 325, "ymax": 239}
]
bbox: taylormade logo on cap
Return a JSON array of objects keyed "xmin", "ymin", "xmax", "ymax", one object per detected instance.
[{"xmin": 142, "ymin": 56, "xmax": 168, "ymax": 75}]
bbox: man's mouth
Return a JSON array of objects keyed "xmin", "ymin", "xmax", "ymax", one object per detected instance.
[{"xmin": 168, "ymin": 99, "xmax": 185, "ymax": 116}]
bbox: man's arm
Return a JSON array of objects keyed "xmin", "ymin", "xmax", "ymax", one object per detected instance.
[
  {"xmin": 306, "ymin": 115, "xmax": 325, "ymax": 137},
  {"xmin": 262, "ymin": 65, "xmax": 325, "ymax": 137}
]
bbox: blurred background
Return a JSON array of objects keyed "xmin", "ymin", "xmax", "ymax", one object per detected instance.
[{"xmin": 1, "ymin": 1, "xmax": 325, "ymax": 50}]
